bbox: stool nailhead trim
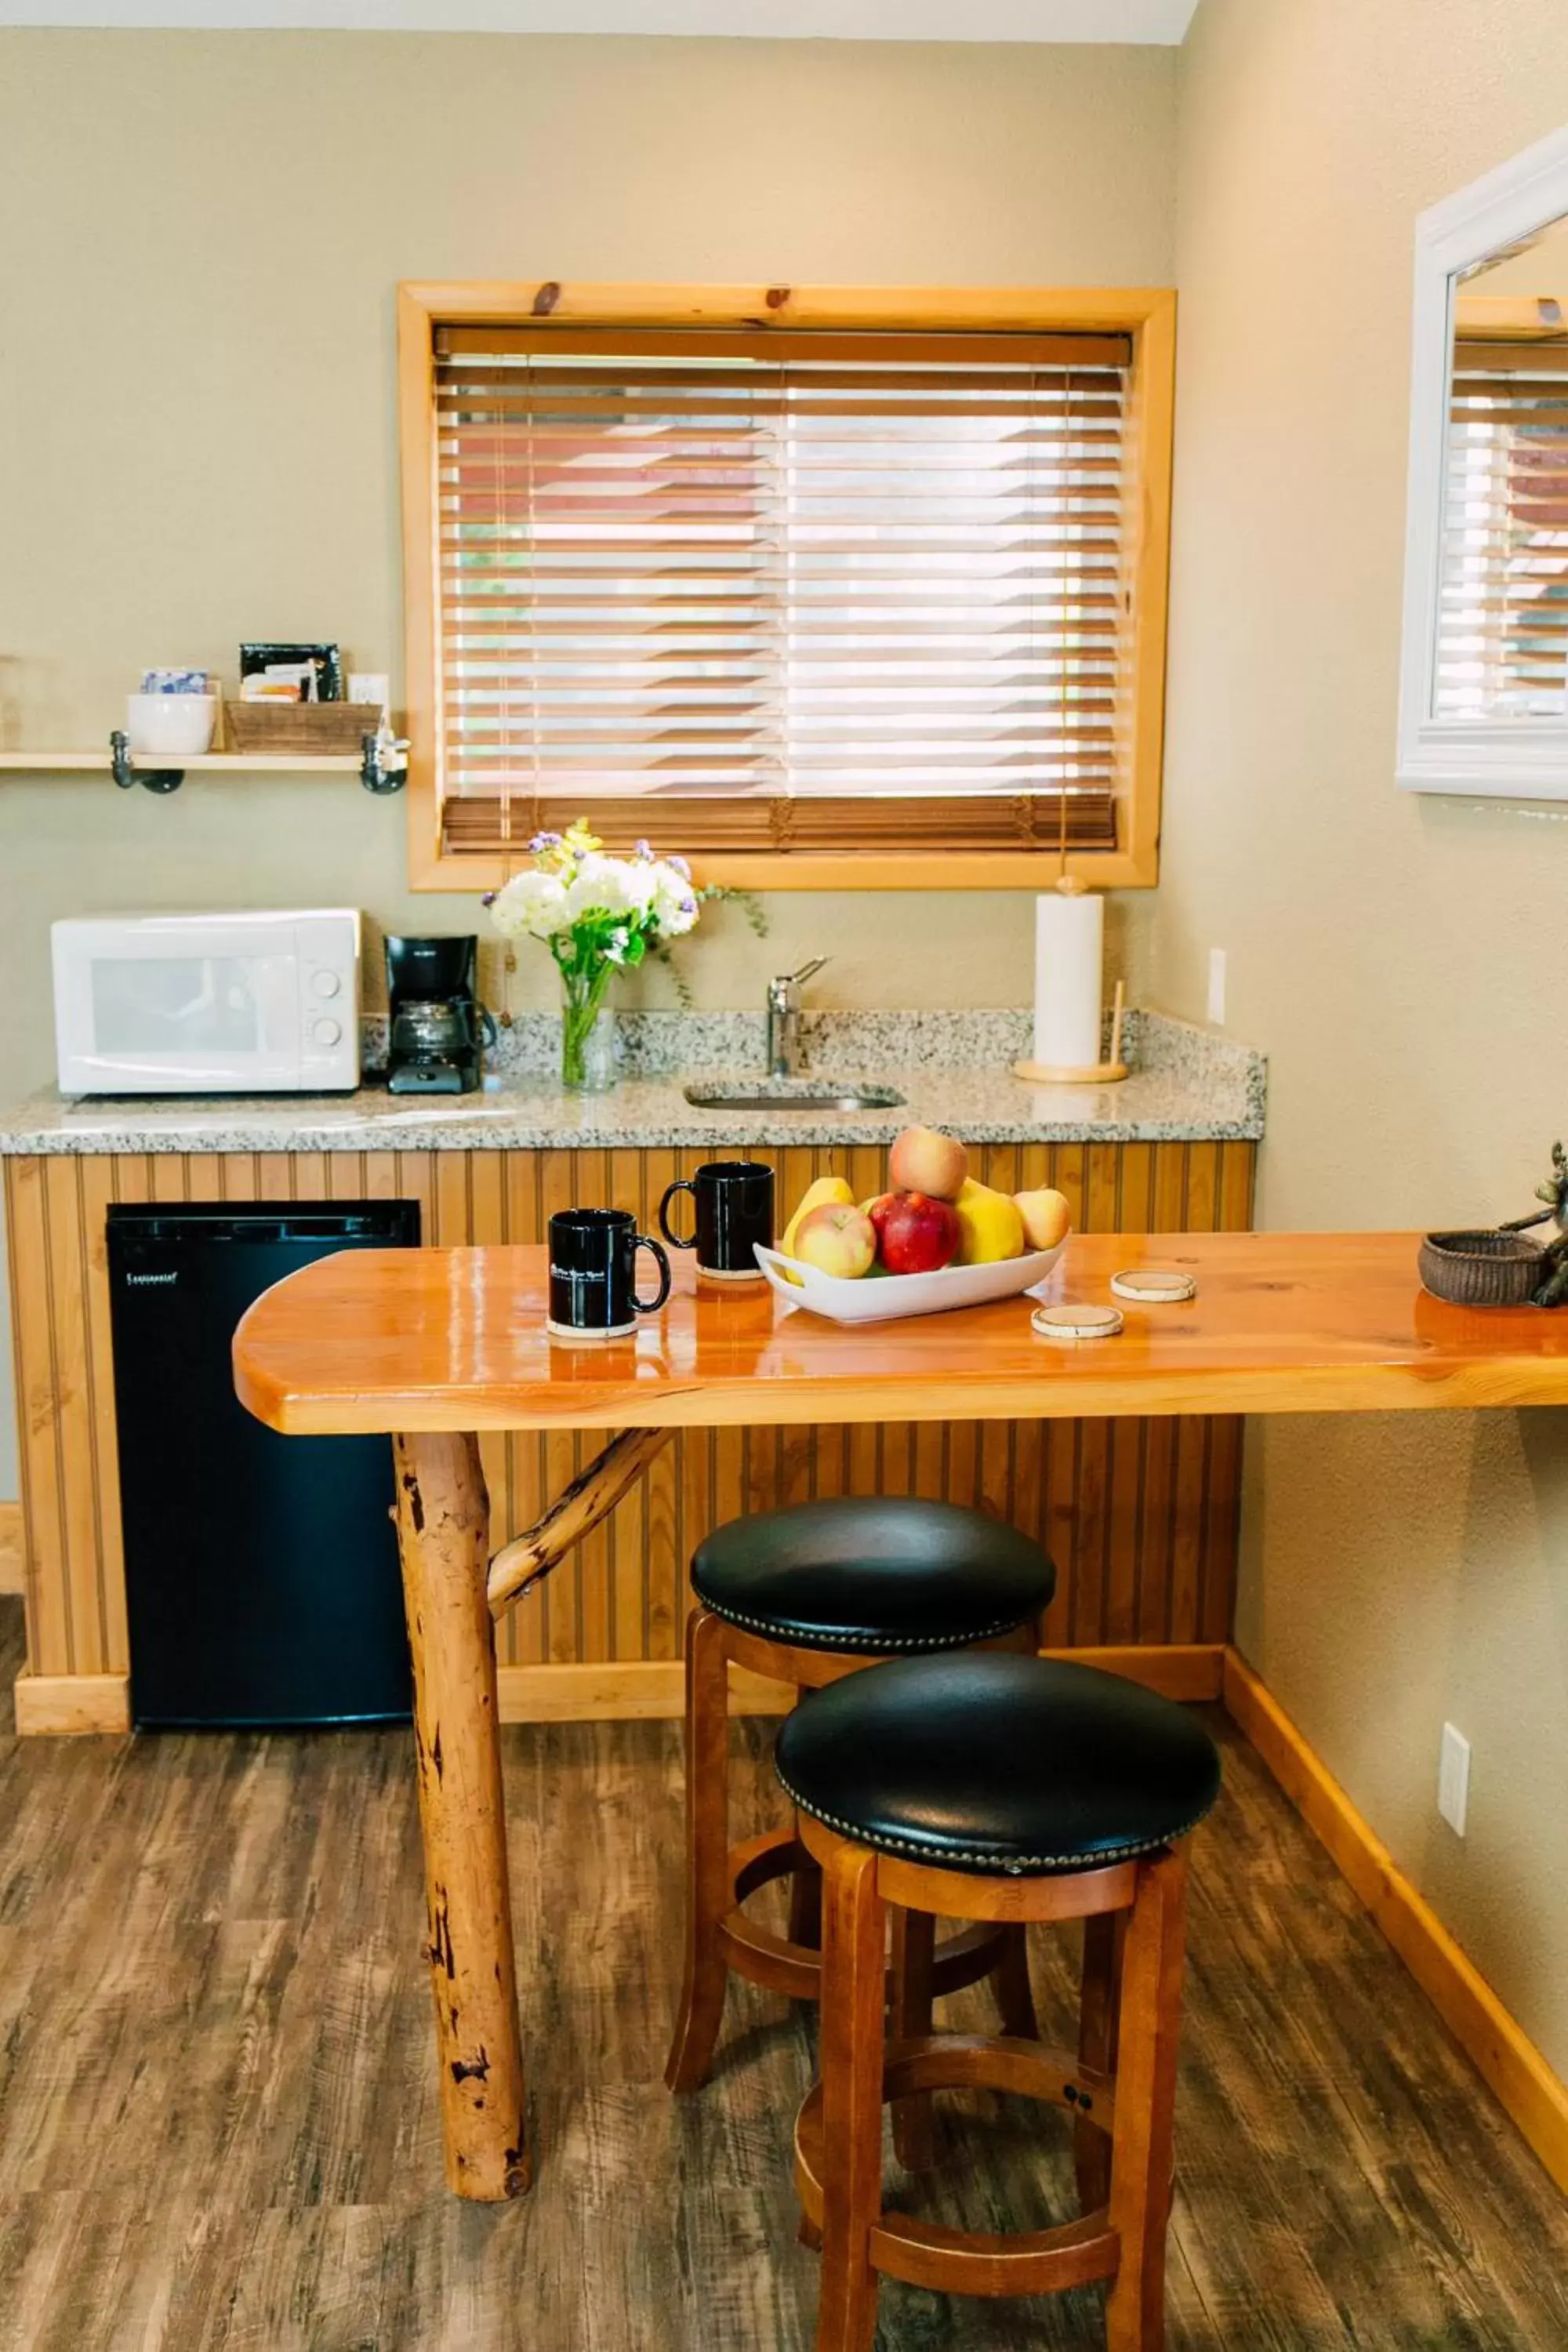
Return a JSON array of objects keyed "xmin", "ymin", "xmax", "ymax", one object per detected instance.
[
  {"xmin": 692, "ymin": 1597, "xmax": 1033, "ymax": 1654},
  {"xmin": 775, "ymin": 1765, "xmax": 1211, "ymax": 1876}
]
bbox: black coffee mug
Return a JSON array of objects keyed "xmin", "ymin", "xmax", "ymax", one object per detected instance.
[
  {"xmin": 659, "ymin": 1161, "xmax": 775, "ymax": 1281},
  {"xmin": 547, "ymin": 1208, "xmax": 671, "ymax": 1340}
]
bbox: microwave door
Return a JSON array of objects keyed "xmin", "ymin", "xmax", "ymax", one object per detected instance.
[{"xmin": 78, "ymin": 946, "xmax": 301, "ymax": 1091}]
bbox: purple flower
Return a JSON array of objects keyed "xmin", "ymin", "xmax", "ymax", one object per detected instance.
[
  {"xmin": 667, "ymin": 855, "xmax": 691, "ymax": 880},
  {"xmin": 633, "ymin": 837, "xmax": 654, "ymax": 861},
  {"xmin": 481, "ymin": 890, "xmax": 496, "ymax": 907},
  {"xmin": 528, "ymin": 830, "xmax": 562, "ymax": 854}
]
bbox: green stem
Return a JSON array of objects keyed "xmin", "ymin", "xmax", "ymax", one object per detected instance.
[{"xmin": 559, "ymin": 959, "xmax": 616, "ymax": 1091}]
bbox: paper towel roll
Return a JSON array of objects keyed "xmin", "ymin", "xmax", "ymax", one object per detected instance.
[{"xmin": 1033, "ymin": 889, "xmax": 1103, "ymax": 1072}]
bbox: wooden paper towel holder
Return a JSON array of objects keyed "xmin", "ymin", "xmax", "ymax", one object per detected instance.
[{"xmin": 1013, "ymin": 978, "xmax": 1128, "ymax": 1086}]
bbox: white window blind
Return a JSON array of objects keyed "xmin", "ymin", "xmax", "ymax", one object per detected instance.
[
  {"xmin": 1438, "ymin": 339, "xmax": 1568, "ymax": 720},
  {"xmin": 431, "ymin": 326, "xmax": 1132, "ymax": 855}
]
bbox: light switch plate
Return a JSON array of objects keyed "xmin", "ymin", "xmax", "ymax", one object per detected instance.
[
  {"xmin": 1438, "ymin": 1722, "xmax": 1471, "ymax": 1836},
  {"xmin": 1207, "ymin": 947, "xmax": 1227, "ymax": 1026}
]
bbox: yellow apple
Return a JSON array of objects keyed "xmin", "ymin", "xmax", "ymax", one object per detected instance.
[
  {"xmin": 953, "ymin": 1176, "xmax": 1025, "ymax": 1265},
  {"xmin": 793, "ymin": 1201, "xmax": 877, "ymax": 1279},
  {"xmin": 780, "ymin": 1174, "xmax": 854, "ymax": 1258},
  {"xmin": 1014, "ymin": 1186, "xmax": 1072, "ymax": 1251}
]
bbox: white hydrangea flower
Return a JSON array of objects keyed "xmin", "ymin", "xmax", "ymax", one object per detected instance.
[
  {"xmin": 562, "ymin": 852, "xmax": 656, "ymax": 924},
  {"xmin": 488, "ymin": 869, "xmax": 570, "ymax": 940},
  {"xmin": 648, "ymin": 860, "xmax": 700, "ymax": 938}
]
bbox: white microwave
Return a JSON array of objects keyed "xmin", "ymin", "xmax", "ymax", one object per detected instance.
[{"xmin": 52, "ymin": 910, "xmax": 361, "ymax": 1096}]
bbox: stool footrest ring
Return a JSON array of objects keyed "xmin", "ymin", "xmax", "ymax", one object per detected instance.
[
  {"xmin": 927, "ymin": 1921, "xmax": 1019, "ymax": 1998},
  {"xmin": 719, "ymin": 1912, "xmax": 822, "ymax": 2000},
  {"xmin": 794, "ymin": 2037, "xmax": 1121, "ymax": 2299},
  {"xmin": 870, "ymin": 2206, "xmax": 1118, "ymax": 2299},
  {"xmin": 731, "ymin": 1826, "xmax": 810, "ymax": 1904},
  {"xmin": 721, "ymin": 1835, "xmax": 1029, "ymax": 2005},
  {"xmin": 883, "ymin": 2032, "xmax": 1114, "ymax": 2136}
]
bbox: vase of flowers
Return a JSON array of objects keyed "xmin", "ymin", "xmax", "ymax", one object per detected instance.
[{"xmin": 485, "ymin": 824, "xmax": 701, "ymax": 1093}]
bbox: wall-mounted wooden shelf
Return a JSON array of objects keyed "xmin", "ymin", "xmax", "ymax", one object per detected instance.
[
  {"xmin": 0, "ymin": 736, "xmax": 405, "ymax": 793},
  {"xmin": 0, "ymin": 751, "xmax": 361, "ymax": 772}
]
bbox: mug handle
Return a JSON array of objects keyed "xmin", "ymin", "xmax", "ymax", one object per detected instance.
[
  {"xmin": 658, "ymin": 1178, "xmax": 697, "ymax": 1250},
  {"xmin": 633, "ymin": 1233, "xmax": 673, "ymax": 1315}
]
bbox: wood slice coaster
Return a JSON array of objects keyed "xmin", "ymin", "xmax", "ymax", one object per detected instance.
[
  {"xmin": 1031, "ymin": 1303, "xmax": 1124, "ymax": 1342},
  {"xmin": 1110, "ymin": 1269, "xmax": 1197, "ymax": 1304}
]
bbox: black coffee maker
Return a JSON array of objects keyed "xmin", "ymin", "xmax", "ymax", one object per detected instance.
[{"xmin": 383, "ymin": 935, "xmax": 494, "ymax": 1094}]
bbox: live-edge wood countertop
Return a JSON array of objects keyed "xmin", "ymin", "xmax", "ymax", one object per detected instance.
[{"xmin": 233, "ymin": 1230, "xmax": 1568, "ymax": 1438}]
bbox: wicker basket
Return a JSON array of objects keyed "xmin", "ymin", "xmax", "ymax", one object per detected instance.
[
  {"xmin": 1417, "ymin": 1229, "xmax": 1544, "ymax": 1307},
  {"xmin": 223, "ymin": 701, "xmax": 374, "ymax": 756}
]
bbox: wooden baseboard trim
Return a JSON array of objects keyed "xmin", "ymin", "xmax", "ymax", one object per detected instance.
[
  {"xmin": 13, "ymin": 1669, "xmax": 131, "ymax": 1737},
  {"xmin": 0, "ymin": 1501, "xmax": 22, "ymax": 1596},
  {"xmin": 495, "ymin": 1643, "xmax": 1224, "ymax": 1726},
  {"xmin": 4, "ymin": 1644, "xmax": 1220, "ymax": 1737},
  {"xmin": 1221, "ymin": 1646, "xmax": 1568, "ymax": 2196},
  {"xmin": 1042, "ymin": 1642, "xmax": 1225, "ymax": 1700},
  {"xmin": 497, "ymin": 1660, "xmax": 796, "ymax": 1722}
]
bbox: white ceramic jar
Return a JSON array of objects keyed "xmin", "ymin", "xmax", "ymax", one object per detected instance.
[{"xmin": 125, "ymin": 693, "xmax": 218, "ymax": 757}]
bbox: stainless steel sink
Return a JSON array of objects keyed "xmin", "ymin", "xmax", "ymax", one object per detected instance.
[{"xmin": 683, "ymin": 1080, "xmax": 906, "ymax": 1112}]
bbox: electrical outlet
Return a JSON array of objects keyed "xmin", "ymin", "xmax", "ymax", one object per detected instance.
[
  {"xmin": 1438, "ymin": 1722, "xmax": 1471, "ymax": 1836},
  {"xmin": 1207, "ymin": 947, "xmax": 1227, "ymax": 1026}
]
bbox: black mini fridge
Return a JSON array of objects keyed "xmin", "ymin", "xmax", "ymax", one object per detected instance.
[{"xmin": 107, "ymin": 1200, "xmax": 420, "ymax": 1729}]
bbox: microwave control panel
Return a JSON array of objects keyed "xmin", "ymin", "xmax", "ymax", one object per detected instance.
[{"xmin": 294, "ymin": 913, "xmax": 361, "ymax": 1089}]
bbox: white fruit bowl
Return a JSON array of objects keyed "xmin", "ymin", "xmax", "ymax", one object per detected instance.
[{"xmin": 755, "ymin": 1240, "xmax": 1067, "ymax": 1326}]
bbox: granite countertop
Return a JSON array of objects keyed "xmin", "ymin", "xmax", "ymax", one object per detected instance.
[{"xmin": 0, "ymin": 1009, "xmax": 1265, "ymax": 1155}]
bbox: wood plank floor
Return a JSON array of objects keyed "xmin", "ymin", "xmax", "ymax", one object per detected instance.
[{"xmin": 1, "ymin": 1595, "xmax": 1564, "ymax": 2352}]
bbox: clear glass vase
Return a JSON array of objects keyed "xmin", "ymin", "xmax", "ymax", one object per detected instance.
[{"xmin": 559, "ymin": 974, "xmax": 618, "ymax": 1093}]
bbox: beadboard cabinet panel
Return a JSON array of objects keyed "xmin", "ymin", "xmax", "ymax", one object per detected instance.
[{"xmin": 5, "ymin": 1139, "xmax": 1254, "ymax": 1690}]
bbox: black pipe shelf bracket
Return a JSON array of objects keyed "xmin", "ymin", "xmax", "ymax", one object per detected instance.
[
  {"xmin": 360, "ymin": 731, "xmax": 408, "ymax": 794},
  {"xmin": 105, "ymin": 728, "xmax": 409, "ymax": 794},
  {"xmin": 110, "ymin": 730, "xmax": 184, "ymax": 793}
]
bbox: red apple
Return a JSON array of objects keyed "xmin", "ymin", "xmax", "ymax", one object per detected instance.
[
  {"xmin": 865, "ymin": 1192, "xmax": 898, "ymax": 1246},
  {"xmin": 876, "ymin": 1191, "xmax": 960, "ymax": 1276},
  {"xmin": 793, "ymin": 1200, "xmax": 877, "ymax": 1280},
  {"xmin": 888, "ymin": 1125, "xmax": 969, "ymax": 1203}
]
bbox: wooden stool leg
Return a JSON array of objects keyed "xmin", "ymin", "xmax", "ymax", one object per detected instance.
[
  {"xmin": 993, "ymin": 1922, "xmax": 1040, "ymax": 2042},
  {"xmin": 1104, "ymin": 1849, "xmax": 1189, "ymax": 2352},
  {"xmin": 889, "ymin": 1907, "xmax": 937, "ymax": 2172},
  {"xmin": 815, "ymin": 1839, "xmax": 887, "ymax": 2352},
  {"xmin": 788, "ymin": 1853, "xmax": 824, "ymax": 1952},
  {"xmin": 393, "ymin": 1431, "xmax": 528, "ymax": 2201},
  {"xmin": 1075, "ymin": 1911, "xmax": 1122, "ymax": 2211},
  {"xmin": 665, "ymin": 1608, "xmax": 733, "ymax": 2092}
]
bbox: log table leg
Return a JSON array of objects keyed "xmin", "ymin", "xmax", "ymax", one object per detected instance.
[
  {"xmin": 393, "ymin": 1429, "xmax": 530, "ymax": 2202},
  {"xmin": 487, "ymin": 1425, "xmax": 674, "ymax": 1616}
]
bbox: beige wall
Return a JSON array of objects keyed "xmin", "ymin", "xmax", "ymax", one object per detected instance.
[
  {"xmin": 1163, "ymin": 0, "xmax": 1568, "ymax": 2076},
  {"xmin": 0, "ymin": 26, "xmax": 1178, "ymax": 1496},
  {"xmin": 0, "ymin": 25, "xmax": 1175, "ymax": 1045}
]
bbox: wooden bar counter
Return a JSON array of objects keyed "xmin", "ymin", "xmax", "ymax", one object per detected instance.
[
  {"xmin": 233, "ymin": 1227, "xmax": 1568, "ymax": 2202},
  {"xmin": 3, "ymin": 1121, "xmax": 1256, "ymax": 1733}
]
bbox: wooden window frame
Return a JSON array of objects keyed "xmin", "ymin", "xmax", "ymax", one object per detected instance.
[{"xmin": 397, "ymin": 281, "xmax": 1176, "ymax": 892}]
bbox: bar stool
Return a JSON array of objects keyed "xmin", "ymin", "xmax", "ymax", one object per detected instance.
[
  {"xmin": 664, "ymin": 1496, "xmax": 1057, "ymax": 2143},
  {"xmin": 775, "ymin": 1652, "xmax": 1221, "ymax": 2352}
]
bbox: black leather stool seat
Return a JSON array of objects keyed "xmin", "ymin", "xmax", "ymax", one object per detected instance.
[
  {"xmin": 690, "ymin": 1496, "xmax": 1055, "ymax": 1655},
  {"xmin": 775, "ymin": 1653, "xmax": 1221, "ymax": 1877}
]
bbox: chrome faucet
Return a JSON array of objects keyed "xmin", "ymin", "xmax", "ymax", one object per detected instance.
[{"xmin": 765, "ymin": 958, "xmax": 829, "ymax": 1080}]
